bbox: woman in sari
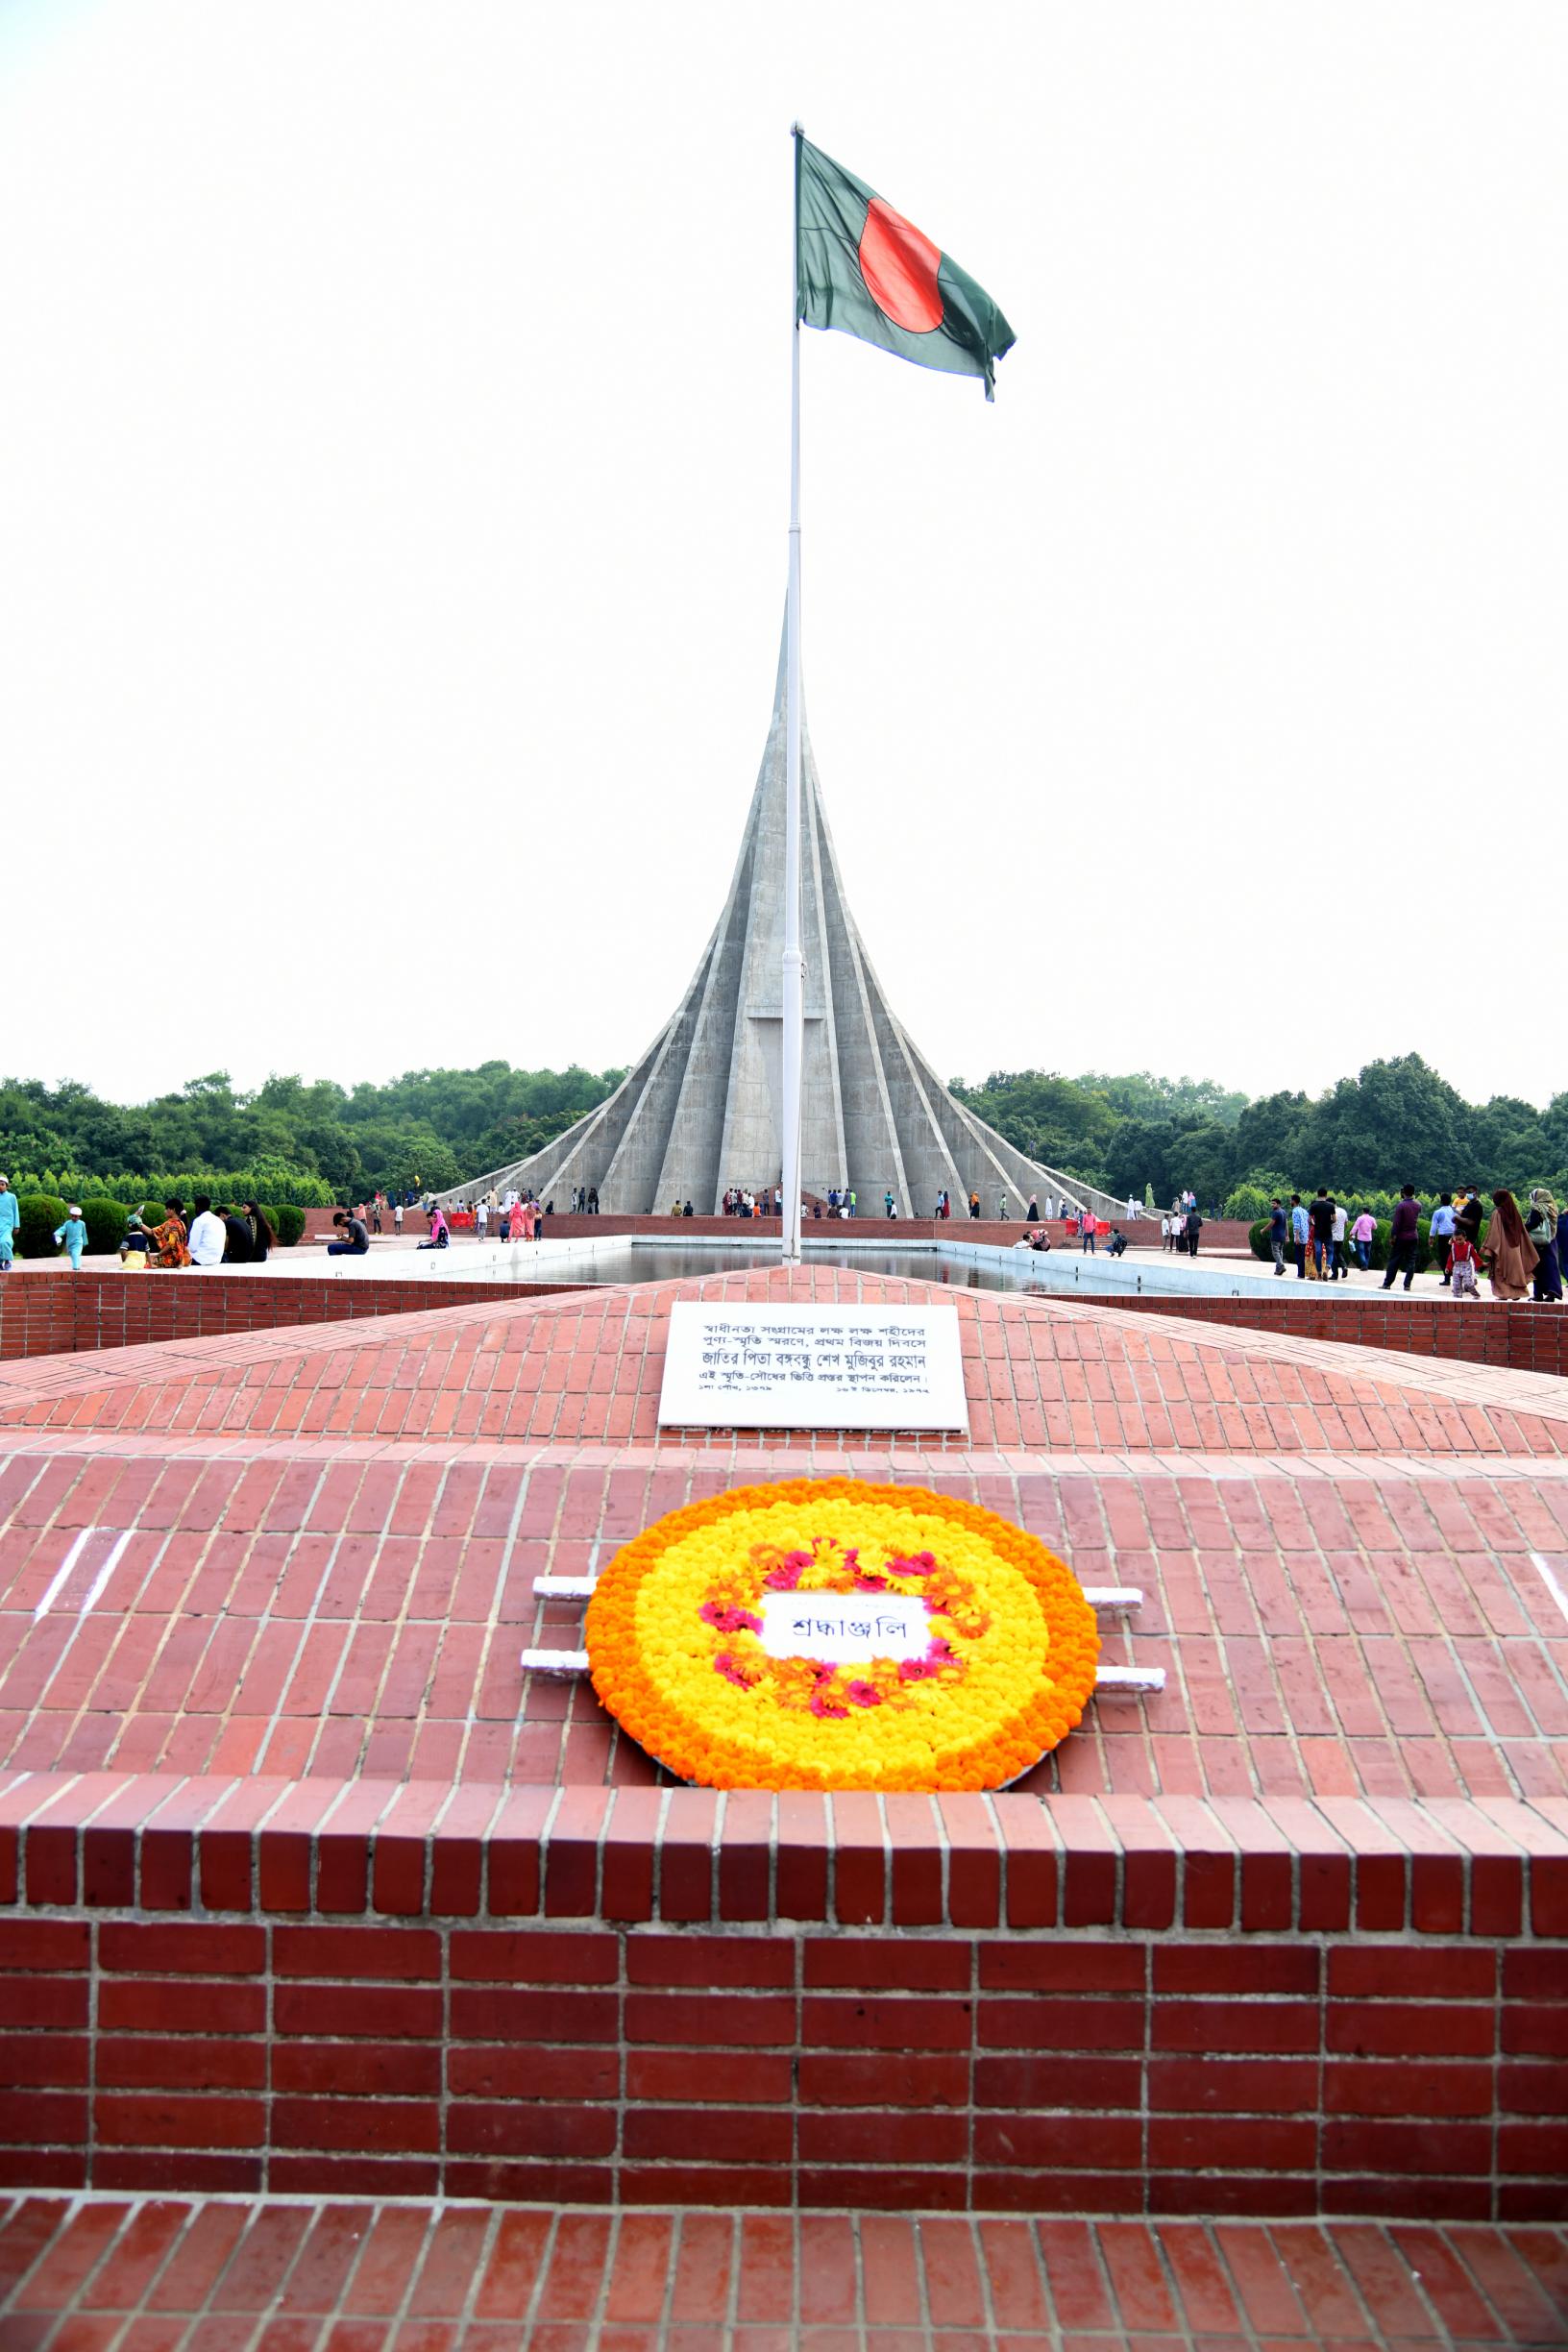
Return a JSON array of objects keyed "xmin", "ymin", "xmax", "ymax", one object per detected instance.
[
  {"xmin": 1525, "ymin": 1188, "xmax": 1563, "ymax": 1302},
  {"xmin": 150, "ymin": 1201, "xmax": 191, "ymax": 1269},
  {"xmin": 1482, "ymin": 1189, "xmax": 1537, "ymax": 1302}
]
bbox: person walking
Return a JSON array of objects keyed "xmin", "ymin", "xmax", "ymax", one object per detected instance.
[
  {"xmin": 0, "ymin": 1177, "xmax": 17, "ymax": 1274},
  {"xmin": 968, "ymin": 1191, "xmax": 980, "ymax": 1219},
  {"xmin": 1331, "ymin": 1197, "xmax": 1348, "ymax": 1279},
  {"xmin": 1524, "ymin": 1188, "xmax": 1562, "ymax": 1302},
  {"xmin": 1350, "ymin": 1208, "xmax": 1376, "ymax": 1272},
  {"xmin": 1027, "ymin": 1196, "xmax": 1039, "ymax": 1222},
  {"xmin": 1309, "ymin": 1188, "xmax": 1335, "ymax": 1279},
  {"xmin": 1289, "ymin": 1194, "xmax": 1310, "ymax": 1278},
  {"xmin": 1454, "ymin": 1187, "xmax": 1484, "ymax": 1257},
  {"xmin": 884, "ymin": 1189, "xmax": 894, "ymax": 1219},
  {"xmin": 1381, "ymin": 1186, "xmax": 1422, "ymax": 1291},
  {"xmin": 1268, "ymin": 1197, "xmax": 1286, "ymax": 1275},
  {"xmin": 1185, "ymin": 1201, "xmax": 1203, "ymax": 1258},
  {"xmin": 1482, "ymin": 1189, "xmax": 1537, "ymax": 1302},
  {"xmin": 52, "ymin": 1205, "xmax": 87, "ymax": 1270},
  {"xmin": 1449, "ymin": 1229, "xmax": 1481, "ymax": 1299},
  {"xmin": 1428, "ymin": 1193, "xmax": 1457, "ymax": 1286}
]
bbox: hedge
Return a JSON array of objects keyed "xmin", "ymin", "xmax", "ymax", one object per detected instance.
[
  {"xmin": 14, "ymin": 1195, "xmax": 68, "ymax": 1260},
  {"xmin": 80, "ymin": 1198, "xmax": 128, "ymax": 1257}
]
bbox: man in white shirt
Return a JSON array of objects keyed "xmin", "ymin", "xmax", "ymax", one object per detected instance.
[
  {"xmin": 1331, "ymin": 1199, "xmax": 1349, "ymax": 1279},
  {"xmin": 186, "ymin": 1196, "xmax": 227, "ymax": 1268}
]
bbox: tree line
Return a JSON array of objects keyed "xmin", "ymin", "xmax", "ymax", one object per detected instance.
[
  {"xmin": 1, "ymin": 1053, "xmax": 1561, "ymax": 1212},
  {"xmin": 951, "ymin": 1055, "xmax": 1567, "ymax": 1212}
]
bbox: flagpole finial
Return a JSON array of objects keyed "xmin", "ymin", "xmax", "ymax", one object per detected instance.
[{"xmin": 790, "ymin": 120, "xmax": 803, "ymax": 138}]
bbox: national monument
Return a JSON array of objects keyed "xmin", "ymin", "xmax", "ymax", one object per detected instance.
[{"xmin": 443, "ymin": 632, "xmax": 1121, "ymax": 1223}]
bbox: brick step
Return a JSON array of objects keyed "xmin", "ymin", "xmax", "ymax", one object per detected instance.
[{"xmin": 3, "ymin": 2194, "xmax": 1562, "ymax": 2342}]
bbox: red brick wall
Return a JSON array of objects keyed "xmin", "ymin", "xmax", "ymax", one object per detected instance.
[
  {"xmin": 1111, "ymin": 1293, "xmax": 1568, "ymax": 1378},
  {"xmin": 0, "ymin": 1777, "xmax": 1561, "ymax": 2216},
  {"xmin": 0, "ymin": 1273, "xmax": 580, "ymax": 1361}
]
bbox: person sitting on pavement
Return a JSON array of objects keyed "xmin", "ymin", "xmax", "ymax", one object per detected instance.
[
  {"xmin": 186, "ymin": 1196, "xmax": 227, "ymax": 1269},
  {"xmin": 418, "ymin": 1206, "xmax": 451, "ymax": 1250},
  {"xmin": 327, "ymin": 1209, "xmax": 370, "ymax": 1258}
]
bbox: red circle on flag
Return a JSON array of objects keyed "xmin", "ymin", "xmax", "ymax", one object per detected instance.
[{"xmin": 857, "ymin": 197, "xmax": 943, "ymax": 333}]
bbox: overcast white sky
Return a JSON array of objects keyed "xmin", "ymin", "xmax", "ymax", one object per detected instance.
[{"xmin": 3, "ymin": 3, "xmax": 1564, "ymax": 1111}]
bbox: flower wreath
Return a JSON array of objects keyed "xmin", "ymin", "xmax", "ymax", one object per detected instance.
[{"xmin": 585, "ymin": 1477, "xmax": 1099, "ymax": 1791}]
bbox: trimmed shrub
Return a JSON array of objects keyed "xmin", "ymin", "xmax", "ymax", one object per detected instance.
[
  {"xmin": 80, "ymin": 1198, "xmax": 128, "ymax": 1257},
  {"xmin": 271, "ymin": 1204, "xmax": 306, "ymax": 1247},
  {"xmin": 15, "ymin": 1195, "xmax": 68, "ymax": 1260}
]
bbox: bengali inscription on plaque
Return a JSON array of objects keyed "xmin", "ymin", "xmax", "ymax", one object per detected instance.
[{"xmin": 656, "ymin": 1302, "xmax": 969, "ymax": 1432}]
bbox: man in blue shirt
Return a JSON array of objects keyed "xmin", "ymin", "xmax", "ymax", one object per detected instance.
[
  {"xmin": 1429, "ymin": 1192, "xmax": 1457, "ymax": 1286},
  {"xmin": 1268, "ymin": 1197, "xmax": 1287, "ymax": 1275},
  {"xmin": 0, "ymin": 1177, "xmax": 17, "ymax": 1272},
  {"xmin": 1289, "ymin": 1193, "xmax": 1310, "ymax": 1278}
]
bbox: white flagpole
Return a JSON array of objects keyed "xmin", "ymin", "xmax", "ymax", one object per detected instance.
[{"xmin": 780, "ymin": 122, "xmax": 805, "ymax": 1264}]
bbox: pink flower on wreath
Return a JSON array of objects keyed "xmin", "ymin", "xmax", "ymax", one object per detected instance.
[
  {"xmin": 700, "ymin": 1600, "xmax": 764, "ymax": 1634},
  {"xmin": 897, "ymin": 1657, "xmax": 937, "ymax": 1682},
  {"xmin": 809, "ymin": 1691, "xmax": 849, "ymax": 1719},
  {"xmin": 845, "ymin": 1679, "xmax": 882, "ymax": 1708},
  {"xmin": 713, "ymin": 1652, "xmax": 758, "ymax": 1689},
  {"xmin": 762, "ymin": 1551, "xmax": 811, "ymax": 1591},
  {"xmin": 925, "ymin": 1637, "xmax": 957, "ymax": 1665},
  {"xmin": 887, "ymin": 1550, "xmax": 938, "ymax": 1577}
]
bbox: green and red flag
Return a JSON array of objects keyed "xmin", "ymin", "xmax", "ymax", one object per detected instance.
[{"xmin": 796, "ymin": 135, "xmax": 1016, "ymax": 400}]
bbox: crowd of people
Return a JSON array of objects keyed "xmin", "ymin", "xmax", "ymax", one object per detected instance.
[
  {"xmin": 1262, "ymin": 1185, "xmax": 1567, "ymax": 1302},
  {"xmin": 114, "ymin": 1197, "xmax": 278, "ymax": 1270},
  {"xmin": 1160, "ymin": 1194, "xmax": 1206, "ymax": 1256}
]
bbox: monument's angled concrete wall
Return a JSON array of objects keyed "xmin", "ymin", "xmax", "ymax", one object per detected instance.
[{"xmin": 440, "ymin": 635, "xmax": 1124, "ymax": 1221}]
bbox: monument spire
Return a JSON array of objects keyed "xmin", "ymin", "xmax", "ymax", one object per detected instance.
[{"xmin": 440, "ymin": 631, "xmax": 1120, "ymax": 1226}]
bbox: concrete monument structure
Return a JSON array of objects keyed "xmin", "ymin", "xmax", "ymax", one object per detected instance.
[{"xmin": 447, "ymin": 636, "xmax": 1121, "ymax": 1221}]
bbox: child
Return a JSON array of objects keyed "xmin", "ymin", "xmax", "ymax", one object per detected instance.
[
  {"xmin": 1448, "ymin": 1230, "xmax": 1480, "ymax": 1301},
  {"xmin": 53, "ymin": 1205, "xmax": 87, "ymax": 1270}
]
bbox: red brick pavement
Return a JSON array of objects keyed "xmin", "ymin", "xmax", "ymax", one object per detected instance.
[
  {"xmin": 1, "ymin": 1445, "xmax": 1567, "ymax": 1800},
  {"xmin": 1, "ymin": 2194, "xmax": 1564, "ymax": 2345},
  {"xmin": 4, "ymin": 1270, "xmax": 1568, "ymax": 1457}
]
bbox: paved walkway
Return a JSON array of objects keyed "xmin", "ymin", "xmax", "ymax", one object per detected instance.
[{"xmin": 3, "ymin": 2195, "xmax": 1565, "ymax": 2347}]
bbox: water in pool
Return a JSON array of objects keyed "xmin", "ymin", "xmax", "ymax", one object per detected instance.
[{"xmin": 467, "ymin": 1240, "xmax": 1266, "ymax": 1299}]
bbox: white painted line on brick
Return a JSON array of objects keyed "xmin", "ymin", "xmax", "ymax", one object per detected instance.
[
  {"xmin": 532, "ymin": 1576, "xmax": 597, "ymax": 1599},
  {"xmin": 32, "ymin": 1528, "xmax": 132, "ymax": 1623},
  {"xmin": 76, "ymin": 1531, "xmax": 132, "ymax": 1618},
  {"xmin": 1081, "ymin": 1587, "xmax": 1142, "ymax": 1614},
  {"xmin": 520, "ymin": 1647, "xmax": 591, "ymax": 1676},
  {"xmin": 33, "ymin": 1531, "xmax": 90, "ymax": 1622},
  {"xmin": 1527, "ymin": 1554, "xmax": 1568, "ymax": 1632}
]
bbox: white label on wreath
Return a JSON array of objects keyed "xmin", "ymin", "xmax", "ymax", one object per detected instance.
[
  {"xmin": 758, "ymin": 1592, "xmax": 929, "ymax": 1663},
  {"xmin": 657, "ymin": 1302, "xmax": 968, "ymax": 1431}
]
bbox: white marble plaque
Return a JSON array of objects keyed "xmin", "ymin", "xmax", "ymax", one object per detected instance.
[{"xmin": 657, "ymin": 1302, "xmax": 969, "ymax": 1432}]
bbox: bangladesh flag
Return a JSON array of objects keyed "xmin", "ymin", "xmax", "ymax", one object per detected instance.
[{"xmin": 796, "ymin": 136, "xmax": 1016, "ymax": 400}]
